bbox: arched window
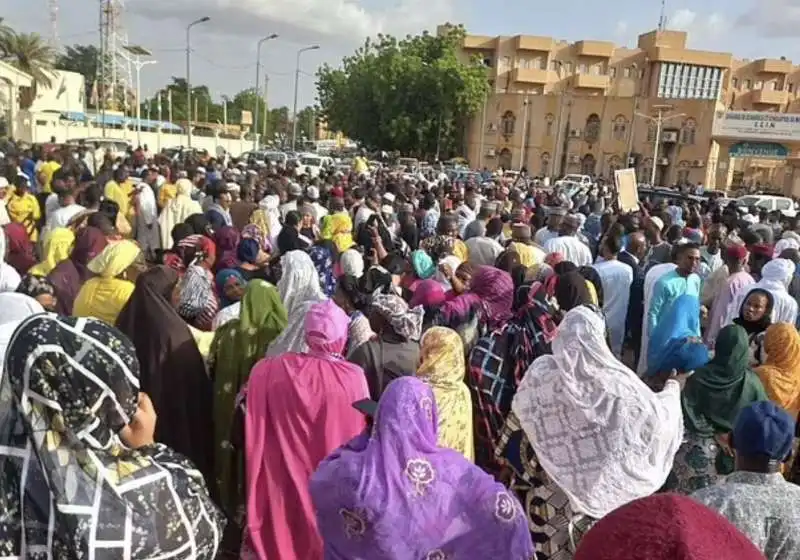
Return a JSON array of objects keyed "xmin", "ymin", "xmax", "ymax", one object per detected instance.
[
  {"xmin": 608, "ymin": 155, "xmax": 622, "ymax": 176},
  {"xmin": 680, "ymin": 118, "xmax": 697, "ymax": 145},
  {"xmin": 639, "ymin": 157, "xmax": 653, "ymax": 184},
  {"xmin": 541, "ymin": 152, "xmax": 551, "ymax": 175},
  {"xmin": 584, "ymin": 113, "xmax": 601, "ymax": 144},
  {"xmin": 612, "ymin": 115, "xmax": 627, "ymax": 141},
  {"xmin": 498, "ymin": 148, "xmax": 513, "ymax": 170},
  {"xmin": 677, "ymin": 160, "xmax": 691, "ymax": 184},
  {"xmin": 647, "ymin": 124, "xmax": 657, "ymax": 142},
  {"xmin": 501, "ymin": 110, "xmax": 516, "ymax": 140},
  {"xmin": 544, "ymin": 113, "xmax": 555, "ymax": 137},
  {"xmin": 581, "ymin": 153, "xmax": 596, "ymax": 176}
]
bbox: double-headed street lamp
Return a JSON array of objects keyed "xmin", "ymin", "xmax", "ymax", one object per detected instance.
[
  {"xmin": 253, "ymin": 34, "xmax": 279, "ymax": 151},
  {"xmin": 291, "ymin": 45, "xmax": 320, "ymax": 152},
  {"xmin": 186, "ymin": 16, "xmax": 211, "ymax": 148},
  {"xmin": 636, "ymin": 104, "xmax": 685, "ymax": 186},
  {"xmin": 123, "ymin": 44, "xmax": 157, "ymax": 148}
]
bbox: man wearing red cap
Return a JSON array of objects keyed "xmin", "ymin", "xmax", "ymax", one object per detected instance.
[{"xmin": 705, "ymin": 244, "xmax": 754, "ymax": 348}]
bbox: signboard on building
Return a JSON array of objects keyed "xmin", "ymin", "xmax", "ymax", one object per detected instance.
[
  {"xmin": 728, "ymin": 142, "xmax": 789, "ymax": 158},
  {"xmin": 713, "ymin": 111, "xmax": 800, "ymax": 142}
]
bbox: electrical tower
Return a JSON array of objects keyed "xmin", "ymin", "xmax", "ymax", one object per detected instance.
[
  {"xmin": 48, "ymin": 0, "xmax": 59, "ymax": 49},
  {"xmin": 99, "ymin": 0, "xmax": 132, "ymax": 113}
]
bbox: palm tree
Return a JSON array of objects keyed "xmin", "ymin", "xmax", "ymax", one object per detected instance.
[{"xmin": 0, "ymin": 29, "xmax": 55, "ymax": 109}]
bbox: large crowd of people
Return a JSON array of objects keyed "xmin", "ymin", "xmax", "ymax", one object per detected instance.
[{"xmin": 0, "ymin": 140, "xmax": 799, "ymax": 559}]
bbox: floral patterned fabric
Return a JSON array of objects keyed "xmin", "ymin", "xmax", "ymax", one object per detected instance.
[{"xmin": 0, "ymin": 314, "xmax": 224, "ymax": 559}]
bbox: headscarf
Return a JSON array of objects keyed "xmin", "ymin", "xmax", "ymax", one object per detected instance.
[
  {"xmin": 647, "ymin": 294, "xmax": 703, "ymax": 375},
  {"xmin": 237, "ymin": 237, "xmax": 260, "ymax": 264},
  {"xmin": 733, "ymin": 258, "xmax": 795, "ymax": 325},
  {"xmin": 310, "ymin": 377, "xmax": 534, "ymax": 559},
  {"xmin": 214, "ymin": 226, "xmax": 240, "ymax": 271},
  {"xmin": 409, "ymin": 278, "xmax": 447, "ymax": 310},
  {"xmin": 0, "ymin": 292, "xmax": 44, "ymax": 326},
  {"xmin": 309, "ymin": 243, "xmax": 337, "ymax": 297},
  {"xmin": 158, "ymin": 178, "xmax": 203, "ymax": 248},
  {"xmin": 340, "ymin": 248, "xmax": 364, "ymax": 278},
  {"xmin": 416, "ymin": 327, "xmax": 474, "ymax": 461},
  {"xmin": 171, "ymin": 234, "xmax": 217, "ymax": 273},
  {"xmin": 0, "ymin": 226, "xmax": 21, "ymax": 292},
  {"xmin": 211, "ymin": 280, "xmax": 287, "ymax": 514},
  {"xmin": 246, "ymin": 299, "xmax": 368, "ymax": 560},
  {"xmin": 3, "ymin": 222, "xmax": 36, "ymax": 276},
  {"xmin": 28, "ymin": 227, "xmax": 75, "ymax": 277},
  {"xmin": 0, "ymin": 314, "xmax": 224, "ymax": 558},
  {"xmin": 682, "ymin": 324, "xmax": 768, "ymax": 437},
  {"xmin": 215, "ymin": 268, "xmax": 246, "ymax": 307},
  {"xmin": 438, "ymin": 266, "xmax": 514, "ymax": 330},
  {"xmin": 115, "ymin": 265, "xmax": 215, "ymax": 483},
  {"xmin": 552, "ymin": 270, "xmax": 593, "ymax": 312},
  {"xmin": 47, "ymin": 226, "xmax": 108, "ymax": 315},
  {"xmin": 242, "ymin": 222, "xmax": 271, "ymax": 254},
  {"xmin": 372, "ymin": 293, "xmax": 424, "ymax": 341},
  {"xmin": 320, "ymin": 212, "xmax": 355, "ymax": 252},
  {"xmin": 73, "ymin": 240, "xmax": 141, "ymax": 325},
  {"xmin": 265, "ymin": 250, "xmax": 326, "ymax": 357},
  {"xmin": 16, "ymin": 273, "xmax": 55, "ymax": 301},
  {"xmin": 512, "ymin": 306, "xmax": 684, "ymax": 519},
  {"xmin": 177, "ymin": 264, "xmax": 219, "ymax": 330},
  {"xmin": 574, "ymin": 494, "xmax": 766, "ymax": 560},
  {"xmin": 411, "ymin": 249, "xmax": 436, "ymax": 279},
  {"xmin": 185, "ymin": 213, "xmax": 213, "ymax": 237},
  {"xmin": 756, "ymin": 323, "xmax": 800, "ymax": 419},
  {"xmin": 579, "ymin": 265, "xmax": 604, "ymax": 308},
  {"xmin": 733, "ymin": 287, "xmax": 775, "ymax": 335},
  {"xmin": 255, "ymin": 194, "xmax": 282, "ymax": 248}
]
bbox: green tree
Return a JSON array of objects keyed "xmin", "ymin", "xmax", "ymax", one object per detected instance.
[
  {"xmin": 295, "ymin": 106, "xmax": 317, "ymax": 141},
  {"xmin": 55, "ymin": 44, "xmax": 105, "ymax": 106},
  {"xmin": 143, "ymin": 77, "xmax": 224, "ymax": 123},
  {"xmin": 0, "ymin": 28, "xmax": 55, "ymax": 109},
  {"xmin": 316, "ymin": 25, "xmax": 488, "ymax": 159}
]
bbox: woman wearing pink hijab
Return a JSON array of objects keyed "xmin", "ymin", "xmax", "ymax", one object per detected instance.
[{"xmin": 244, "ymin": 299, "xmax": 369, "ymax": 560}]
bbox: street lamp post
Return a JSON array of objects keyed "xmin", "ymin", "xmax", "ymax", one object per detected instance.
[
  {"xmin": 186, "ymin": 16, "xmax": 210, "ymax": 149},
  {"xmin": 636, "ymin": 104, "xmax": 684, "ymax": 186},
  {"xmin": 124, "ymin": 45, "xmax": 156, "ymax": 148},
  {"xmin": 551, "ymin": 61, "xmax": 573, "ymax": 180},
  {"xmin": 519, "ymin": 96, "xmax": 530, "ymax": 171},
  {"xmin": 253, "ymin": 34, "xmax": 279, "ymax": 151},
  {"xmin": 291, "ymin": 45, "xmax": 320, "ymax": 152}
]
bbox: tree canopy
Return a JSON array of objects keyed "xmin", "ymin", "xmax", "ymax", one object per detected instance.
[
  {"xmin": 0, "ymin": 19, "xmax": 55, "ymax": 108},
  {"xmin": 316, "ymin": 25, "xmax": 489, "ymax": 158}
]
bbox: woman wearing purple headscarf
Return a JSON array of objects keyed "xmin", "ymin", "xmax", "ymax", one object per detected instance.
[{"xmin": 310, "ymin": 376, "xmax": 533, "ymax": 559}]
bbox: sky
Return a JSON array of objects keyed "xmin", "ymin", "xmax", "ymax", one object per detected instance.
[{"xmin": 4, "ymin": 0, "xmax": 800, "ymax": 111}]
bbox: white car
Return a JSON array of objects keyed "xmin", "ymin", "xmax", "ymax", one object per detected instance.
[
  {"xmin": 736, "ymin": 195, "xmax": 797, "ymax": 218},
  {"xmin": 296, "ymin": 154, "xmax": 333, "ymax": 178},
  {"xmin": 555, "ymin": 174, "xmax": 593, "ymax": 187}
]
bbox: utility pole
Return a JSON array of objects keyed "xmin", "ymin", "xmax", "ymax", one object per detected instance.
[
  {"xmin": 519, "ymin": 96, "xmax": 530, "ymax": 170},
  {"xmin": 291, "ymin": 45, "xmax": 320, "ymax": 152},
  {"xmin": 637, "ymin": 104, "xmax": 684, "ymax": 186},
  {"xmin": 186, "ymin": 16, "xmax": 210, "ymax": 148}
]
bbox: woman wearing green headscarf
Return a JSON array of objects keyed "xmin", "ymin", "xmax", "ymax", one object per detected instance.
[
  {"xmin": 209, "ymin": 280, "xmax": 287, "ymax": 537},
  {"xmin": 665, "ymin": 324, "xmax": 768, "ymax": 495}
]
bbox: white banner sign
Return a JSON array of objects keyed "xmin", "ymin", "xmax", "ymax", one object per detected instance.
[{"xmin": 713, "ymin": 110, "xmax": 800, "ymax": 142}]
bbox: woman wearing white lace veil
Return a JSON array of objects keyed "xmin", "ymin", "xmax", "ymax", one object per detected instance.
[
  {"xmin": 511, "ymin": 306, "xmax": 683, "ymax": 534},
  {"xmin": 265, "ymin": 250, "xmax": 326, "ymax": 357}
]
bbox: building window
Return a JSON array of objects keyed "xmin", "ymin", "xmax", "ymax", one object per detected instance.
[
  {"xmin": 610, "ymin": 67, "xmax": 617, "ymax": 78},
  {"xmin": 732, "ymin": 77, "xmax": 739, "ymax": 89},
  {"xmin": 539, "ymin": 58, "xmax": 547, "ymax": 70},
  {"xmin": 501, "ymin": 110, "xmax": 516, "ymax": 139},
  {"xmin": 755, "ymin": 80, "xmax": 763, "ymax": 89},
  {"xmin": 544, "ymin": 113, "xmax": 555, "ymax": 136},
  {"xmin": 639, "ymin": 68, "xmax": 645, "ymax": 78},
  {"xmin": 608, "ymin": 155, "xmax": 622, "ymax": 176},
  {"xmin": 745, "ymin": 79, "xmax": 752, "ymax": 89},
  {"xmin": 657, "ymin": 63, "xmax": 722, "ymax": 100},
  {"xmin": 564, "ymin": 61, "xmax": 574, "ymax": 73},
  {"xmin": 584, "ymin": 113, "xmax": 601, "ymax": 143},
  {"xmin": 647, "ymin": 124, "xmax": 657, "ymax": 142},
  {"xmin": 578, "ymin": 63, "xmax": 588, "ymax": 74},
  {"xmin": 612, "ymin": 115, "xmax": 627, "ymax": 141},
  {"xmin": 768, "ymin": 81, "xmax": 776, "ymax": 91},
  {"xmin": 550, "ymin": 60, "xmax": 559, "ymax": 71},
  {"xmin": 676, "ymin": 160, "xmax": 691, "ymax": 184},
  {"xmin": 680, "ymin": 118, "xmax": 696, "ymax": 145},
  {"xmin": 790, "ymin": 83, "xmax": 795, "ymax": 93},
  {"xmin": 483, "ymin": 56, "xmax": 494, "ymax": 67},
  {"xmin": 640, "ymin": 157, "xmax": 653, "ymax": 182},
  {"xmin": 581, "ymin": 154, "xmax": 597, "ymax": 175}
]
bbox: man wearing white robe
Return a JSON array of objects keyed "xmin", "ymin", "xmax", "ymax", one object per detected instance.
[
  {"xmin": 593, "ymin": 234, "xmax": 633, "ymax": 357},
  {"xmin": 543, "ymin": 214, "xmax": 592, "ymax": 266}
]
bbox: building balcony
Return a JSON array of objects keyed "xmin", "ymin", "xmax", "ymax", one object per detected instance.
[
  {"xmin": 463, "ymin": 35, "xmax": 497, "ymax": 51},
  {"xmin": 573, "ymin": 74, "xmax": 610, "ymax": 90},
  {"xmin": 510, "ymin": 68, "xmax": 550, "ymax": 84},
  {"xmin": 752, "ymin": 89, "xmax": 789, "ymax": 106},
  {"xmin": 514, "ymin": 35, "xmax": 554, "ymax": 53},
  {"xmin": 754, "ymin": 58, "xmax": 793, "ymax": 74},
  {"xmin": 574, "ymin": 40, "xmax": 615, "ymax": 58}
]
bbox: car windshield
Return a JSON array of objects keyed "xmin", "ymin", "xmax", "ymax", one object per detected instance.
[
  {"xmin": 300, "ymin": 157, "xmax": 321, "ymax": 166},
  {"xmin": 737, "ymin": 196, "xmax": 761, "ymax": 207},
  {"xmin": 264, "ymin": 152, "xmax": 284, "ymax": 162}
]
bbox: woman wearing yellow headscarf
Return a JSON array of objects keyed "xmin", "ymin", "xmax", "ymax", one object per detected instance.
[
  {"xmin": 756, "ymin": 323, "xmax": 800, "ymax": 418},
  {"xmin": 320, "ymin": 212, "xmax": 355, "ymax": 253},
  {"xmin": 73, "ymin": 240, "xmax": 144, "ymax": 325},
  {"xmin": 29, "ymin": 228, "xmax": 75, "ymax": 277},
  {"xmin": 416, "ymin": 326, "xmax": 474, "ymax": 461}
]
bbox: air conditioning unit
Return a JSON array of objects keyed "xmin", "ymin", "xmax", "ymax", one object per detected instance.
[
  {"xmin": 486, "ymin": 148, "xmax": 496, "ymax": 157},
  {"xmin": 569, "ymin": 129, "xmax": 582, "ymax": 138},
  {"xmin": 487, "ymin": 122, "xmax": 497, "ymax": 133},
  {"xmin": 661, "ymin": 131, "xmax": 679, "ymax": 143},
  {"xmin": 658, "ymin": 157, "xmax": 669, "ymax": 166},
  {"xmin": 568, "ymin": 154, "xmax": 580, "ymax": 163},
  {"xmin": 692, "ymin": 159, "xmax": 705, "ymax": 167}
]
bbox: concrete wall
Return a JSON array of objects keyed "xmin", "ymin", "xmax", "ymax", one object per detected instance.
[{"xmin": 28, "ymin": 70, "xmax": 86, "ymax": 114}]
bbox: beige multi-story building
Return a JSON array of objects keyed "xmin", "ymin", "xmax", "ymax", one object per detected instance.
[{"xmin": 446, "ymin": 24, "xmax": 800, "ymax": 193}]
